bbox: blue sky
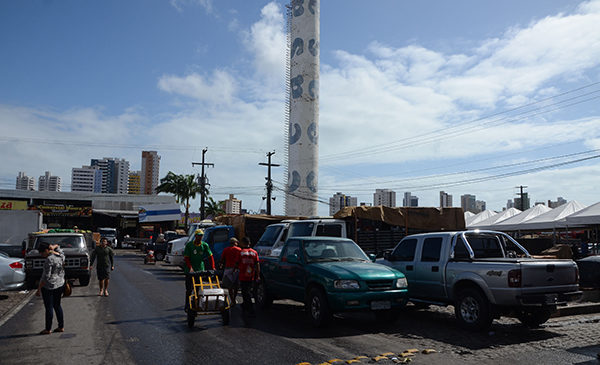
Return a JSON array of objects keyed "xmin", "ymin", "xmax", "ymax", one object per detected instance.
[{"xmin": 1, "ymin": 0, "xmax": 600, "ymax": 216}]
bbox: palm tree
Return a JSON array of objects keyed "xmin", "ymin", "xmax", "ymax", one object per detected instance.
[
  {"xmin": 156, "ymin": 172, "xmax": 203, "ymax": 230},
  {"xmin": 205, "ymin": 196, "xmax": 225, "ymax": 219}
]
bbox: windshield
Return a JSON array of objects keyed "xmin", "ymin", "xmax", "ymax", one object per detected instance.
[
  {"xmin": 460, "ymin": 232, "xmax": 529, "ymax": 259},
  {"xmin": 257, "ymin": 225, "xmax": 283, "ymax": 246},
  {"xmin": 35, "ymin": 236, "xmax": 85, "ymax": 249},
  {"xmin": 303, "ymin": 239, "xmax": 369, "ymax": 263},
  {"xmin": 288, "ymin": 222, "xmax": 315, "ymax": 237}
]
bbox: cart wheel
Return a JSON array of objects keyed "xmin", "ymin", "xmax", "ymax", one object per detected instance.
[
  {"xmin": 222, "ymin": 308, "xmax": 230, "ymax": 325},
  {"xmin": 187, "ymin": 310, "xmax": 195, "ymax": 328},
  {"xmin": 144, "ymin": 258, "xmax": 148, "ymax": 265}
]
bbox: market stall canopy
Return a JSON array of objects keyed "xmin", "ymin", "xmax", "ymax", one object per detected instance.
[
  {"xmin": 566, "ymin": 201, "xmax": 600, "ymax": 226},
  {"xmin": 470, "ymin": 207, "xmax": 521, "ymax": 229},
  {"xmin": 516, "ymin": 200, "xmax": 588, "ymax": 231},
  {"xmin": 464, "ymin": 211, "xmax": 475, "ymax": 223},
  {"xmin": 491, "ymin": 204, "xmax": 552, "ymax": 231},
  {"xmin": 333, "ymin": 206, "xmax": 465, "ymax": 231},
  {"xmin": 466, "ymin": 209, "xmax": 498, "ymax": 227}
]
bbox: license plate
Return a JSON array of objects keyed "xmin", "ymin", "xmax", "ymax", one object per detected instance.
[{"xmin": 371, "ymin": 300, "xmax": 391, "ymax": 310}]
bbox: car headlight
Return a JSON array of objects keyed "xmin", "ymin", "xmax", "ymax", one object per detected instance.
[
  {"xmin": 395, "ymin": 277, "xmax": 408, "ymax": 288},
  {"xmin": 334, "ymin": 280, "xmax": 360, "ymax": 289}
]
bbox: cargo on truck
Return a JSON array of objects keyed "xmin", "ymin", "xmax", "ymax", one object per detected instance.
[{"xmin": 0, "ymin": 210, "xmax": 43, "ymax": 247}]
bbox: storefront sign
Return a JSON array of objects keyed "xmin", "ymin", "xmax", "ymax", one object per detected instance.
[
  {"xmin": 0, "ymin": 200, "xmax": 28, "ymax": 210},
  {"xmin": 139, "ymin": 203, "xmax": 181, "ymax": 223},
  {"xmin": 36, "ymin": 204, "xmax": 92, "ymax": 217}
]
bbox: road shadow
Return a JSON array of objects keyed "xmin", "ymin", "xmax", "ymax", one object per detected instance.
[
  {"xmin": 245, "ymin": 301, "xmax": 564, "ymax": 349},
  {"xmin": 568, "ymin": 344, "xmax": 600, "ymax": 364},
  {"xmin": 0, "ymin": 332, "xmax": 47, "ymax": 340},
  {"xmin": 0, "ymin": 295, "xmax": 9, "ymax": 300}
]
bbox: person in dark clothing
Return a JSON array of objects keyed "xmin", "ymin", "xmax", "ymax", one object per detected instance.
[
  {"xmin": 90, "ymin": 237, "xmax": 114, "ymax": 297},
  {"xmin": 237, "ymin": 237, "xmax": 260, "ymax": 317},
  {"xmin": 36, "ymin": 242, "xmax": 65, "ymax": 334}
]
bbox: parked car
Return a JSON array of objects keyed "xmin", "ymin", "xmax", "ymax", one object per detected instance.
[
  {"xmin": 165, "ymin": 226, "xmax": 235, "ymax": 269},
  {"xmin": 25, "ymin": 232, "xmax": 91, "ymax": 288},
  {"xmin": 0, "ymin": 252, "xmax": 26, "ymax": 291},
  {"xmin": 0, "ymin": 243, "xmax": 25, "ymax": 258},
  {"xmin": 99, "ymin": 227, "xmax": 118, "ymax": 247},
  {"xmin": 379, "ymin": 230, "xmax": 581, "ymax": 330},
  {"xmin": 257, "ymin": 237, "xmax": 409, "ymax": 327}
]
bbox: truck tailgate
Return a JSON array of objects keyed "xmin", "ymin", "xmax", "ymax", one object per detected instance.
[{"xmin": 520, "ymin": 259, "xmax": 577, "ymax": 288}]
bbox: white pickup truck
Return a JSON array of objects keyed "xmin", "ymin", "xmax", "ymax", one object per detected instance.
[{"xmin": 379, "ymin": 230, "xmax": 581, "ymax": 330}]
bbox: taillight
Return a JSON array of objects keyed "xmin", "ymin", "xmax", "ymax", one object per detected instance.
[
  {"xmin": 9, "ymin": 262, "xmax": 24, "ymax": 270},
  {"xmin": 508, "ymin": 269, "xmax": 522, "ymax": 287}
]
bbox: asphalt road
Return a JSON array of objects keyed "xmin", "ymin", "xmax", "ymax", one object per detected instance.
[{"xmin": 1, "ymin": 250, "xmax": 599, "ymax": 365}]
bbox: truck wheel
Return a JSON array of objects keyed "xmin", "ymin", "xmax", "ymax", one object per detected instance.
[
  {"xmin": 79, "ymin": 276, "xmax": 90, "ymax": 286},
  {"xmin": 255, "ymin": 280, "xmax": 273, "ymax": 309},
  {"xmin": 221, "ymin": 308, "xmax": 230, "ymax": 325},
  {"xmin": 455, "ymin": 288, "xmax": 492, "ymax": 331},
  {"xmin": 308, "ymin": 287, "xmax": 332, "ymax": 327},
  {"xmin": 517, "ymin": 308, "xmax": 552, "ymax": 328},
  {"xmin": 155, "ymin": 252, "xmax": 165, "ymax": 261},
  {"xmin": 187, "ymin": 311, "xmax": 195, "ymax": 328}
]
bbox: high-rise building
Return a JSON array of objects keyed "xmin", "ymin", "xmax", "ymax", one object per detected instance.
[
  {"xmin": 16, "ymin": 172, "xmax": 35, "ymax": 191},
  {"xmin": 91, "ymin": 157, "xmax": 130, "ymax": 194},
  {"xmin": 71, "ymin": 166, "xmax": 102, "ymax": 193},
  {"xmin": 461, "ymin": 194, "xmax": 477, "ymax": 213},
  {"xmin": 440, "ymin": 191, "xmax": 453, "ymax": 208},
  {"xmin": 141, "ymin": 151, "xmax": 160, "ymax": 195},
  {"xmin": 373, "ymin": 189, "xmax": 396, "ymax": 207},
  {"xmin": 223, "ymin": 194, "xmax": 241, "ymax": 214},
  {"xmin": 507, "ymin": 199, "xmax": 515, "ymax": 209},
  {"xmin": 402, "ymin": 192, "xmax": 418, "ymax": 207},
  {"xmin": 329, "ymin": 192, "xmax": 357, "ymax": 216},
  {"xmin": 548, "ymin": 197, "xmax": 567, "ymax": 208},
  {"xmin": 475, "ymin": 200, "xmax": 486, "ymax": 213},
  {"xmin": 514, "ymin": 193, "xmax": 531, "ymax": 211},
  {"xmin": 128, "ymin": 171, "xmax": 141, "ymax": 195},
  {"xmin": 38, "ymin": 171, "xmax": 61, "ymax": 192}
]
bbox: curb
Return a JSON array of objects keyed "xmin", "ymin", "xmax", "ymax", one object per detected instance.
[
  {"xmin": 554, "ymin": 302, "xmax": 600, "ymax": 317},
  {"xmin": 0, "ymin": 290, "xmax": 35, "ymax": 328}
]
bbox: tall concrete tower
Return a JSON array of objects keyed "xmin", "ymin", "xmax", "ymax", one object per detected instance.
[{"xmin": 285, "ymin": 0, "xmax": 319, "ymax": 216}]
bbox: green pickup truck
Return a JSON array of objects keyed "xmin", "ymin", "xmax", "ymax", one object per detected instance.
[{"xmin": 256, "ymin": 236, "xmax": 409, "ymax": 326}]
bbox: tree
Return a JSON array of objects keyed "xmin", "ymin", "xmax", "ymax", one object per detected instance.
[
  {"xmin": 205, "ymin": 196, "xmax": 225, "ymax": 219},
  {"xmin": 156, "ymin": 172, "xmax": 203, "ymax": 230}
]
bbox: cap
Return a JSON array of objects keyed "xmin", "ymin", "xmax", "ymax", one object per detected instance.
[{"xmin": 195, "ymin": 229, "xmax": 204, "ymax": 236}]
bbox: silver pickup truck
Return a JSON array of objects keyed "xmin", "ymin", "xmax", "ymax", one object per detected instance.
[{"xmin": 380, "ymin": 230, "xmax": 581, "ymax": 330}]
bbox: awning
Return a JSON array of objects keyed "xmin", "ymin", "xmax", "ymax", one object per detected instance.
[{"xmin": 93, "ymin": 209, "xmax": 139, "ymax": 219}]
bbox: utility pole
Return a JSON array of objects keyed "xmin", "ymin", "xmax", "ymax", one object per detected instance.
[
  {"xmin": 515, "ymin": 185, "xmax": 528, "ymax": 211},
  {"xmin": 192, "ymin": 148, "xmax": 214, "ymax": 220},
  {"xmin": 259, "ymin": 151, "xmax": 280, "ymax": 215}
]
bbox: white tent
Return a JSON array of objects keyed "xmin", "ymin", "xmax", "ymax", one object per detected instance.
[
  {"xmin": 464, "ymin": 211, "xmax": 475, "ymax": 224},
  {"xmin": 516, "ymin": 200, "xmax": 588, "ymax": 231},
  {"xmin": 566, "ymin": 201, "xmax": 600, "ymax": 226},
  {"xmin": 466, "ymin": 210, "xmax": 498, "ymax": 227},
  {"xmin": 470, "ymin": 207, "xmax": 521, "ymax": 229},
  {"xmin": 491, "ymin": 204, "xmax": 553, "ymax": 231}
]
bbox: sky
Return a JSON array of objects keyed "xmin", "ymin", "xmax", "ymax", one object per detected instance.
[{"xmin": 1, "ymin": 0, "xmax": 600, "ymax": 216}]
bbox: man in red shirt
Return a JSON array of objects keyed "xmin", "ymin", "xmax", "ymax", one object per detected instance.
[
  {"xmin": 219, "ymin": 237, "xmax": 241, "ymax": 304},
  {"xmin": 237, "ymin": 236, "xmax": 260, "ymax": 317}
]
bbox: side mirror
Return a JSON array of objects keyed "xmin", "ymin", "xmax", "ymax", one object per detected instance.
[
  {"xmin": 369, "ymin": 254, "xmax": 376, "ymax": 263},
  {"xmin": 383, "ymin": 251, "xmax": 393, "ymax": 261},
  {"xmin": 287, "ymin": 253, "xmax": 300, "ymax": 264}
]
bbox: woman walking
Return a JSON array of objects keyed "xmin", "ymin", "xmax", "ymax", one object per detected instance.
[{"xmin": 36, "ymin": 242, "xmax": 65, "ymax": 335}]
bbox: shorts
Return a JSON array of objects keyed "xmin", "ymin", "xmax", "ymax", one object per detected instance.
[
  {"xmin": 221, "ymin": 268, "xmax": 239, "ymax": 289},
  {"xmin": 97, "ymin": 266, "xmax": 111, "ymax": 280}
]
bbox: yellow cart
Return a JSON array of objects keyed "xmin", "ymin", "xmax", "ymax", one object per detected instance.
[{"xmin": 187, "ymin": 271, "xmax": 231, "ymax": 328}]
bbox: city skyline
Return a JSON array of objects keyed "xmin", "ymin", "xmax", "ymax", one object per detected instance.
[{"xmin": 2, "ymin": 1, "xmax": 600, "ymax": 215}]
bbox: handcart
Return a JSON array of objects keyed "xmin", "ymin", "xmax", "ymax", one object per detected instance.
[{"xmin": 187, "ymin": 271, "xmax": 231, "ymax": 328}]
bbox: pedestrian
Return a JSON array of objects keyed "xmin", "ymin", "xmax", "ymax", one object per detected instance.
[
  {"xmin": 237, "ymin": 237, "xmax": 260, "ymax": 317},
  {"xmin": 90, "ymin": 237, "xmax": 114, "ymax": 297},
  {"xmin": 183, "ymin": 229, "xmax": 215, "ymax": 312},
  {"xmin": 219, "ymin": 237, "xmax": 241, "ymax": 305},
  {"xmin": 36, "ymin": 242, "xmax": 65, "ymax": 335}
]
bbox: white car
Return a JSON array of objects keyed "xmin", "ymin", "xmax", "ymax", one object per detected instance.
[{"xmin": 0, "ymin": 252, "xmax": 26, "ymax": 291}]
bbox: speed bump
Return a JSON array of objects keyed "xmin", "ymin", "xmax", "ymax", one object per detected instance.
[{"xmin": 422, "ymin": 349, "xmax": 437, "ymax": 354}]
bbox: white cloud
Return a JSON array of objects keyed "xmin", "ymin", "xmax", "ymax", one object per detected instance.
[{"xmin": 157, "ymin": 70, "xmax": 237, "ymax": 104}]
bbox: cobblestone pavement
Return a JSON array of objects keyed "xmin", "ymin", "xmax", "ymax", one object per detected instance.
[{"xmin": 0, "ymin": 289, "xmax": 31, "ymax": 321}]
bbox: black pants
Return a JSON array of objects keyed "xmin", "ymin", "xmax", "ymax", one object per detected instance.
[
  {"xmin": 240, "ymin": 281, "xmax": 254, "ymax": 314},
  {"xmin": 41, "ymin": 286, "xmax": 64, "ymax": 331},
  {"xmin": 185, "ymin": 274, "xmax": 193, "ymax": 311}
]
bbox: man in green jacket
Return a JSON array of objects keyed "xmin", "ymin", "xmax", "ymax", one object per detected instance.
[
  {"xmin": 183, "ymin": 229, "xmax": 215, "ymax": 312},
  {"xmin": 90, "ymin": 237, "xmax": 114, "ymax": 297}
]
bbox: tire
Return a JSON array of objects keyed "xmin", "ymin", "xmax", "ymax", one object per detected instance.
[
  {"xmin": 155, "ymin": 252, "xmax": 165, "ymax": 261},
  {"xmin": 79, "ymin": 276, "xmax": 90, "ymax": 286},
  {"xmin": 517, "ymin": 308, "xmax": 552, "ymax": 328},
  {"xmin": 307, "ymin": 287, "xmax": 332, "ymax": 327},
  {"xmin": 221, "ymin": 308, "xmax": 230, "ymax": 325},
  {"xmin": 454, "ymin": 288, "xmax": 492, "ymax": 331},
  {"xmin": 255, "ymin": 279, "xmax": 273, "ymax": 309},
  {"xmin": 187, "ymin": 310, "xmax": 195, "ymax": 329}
]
